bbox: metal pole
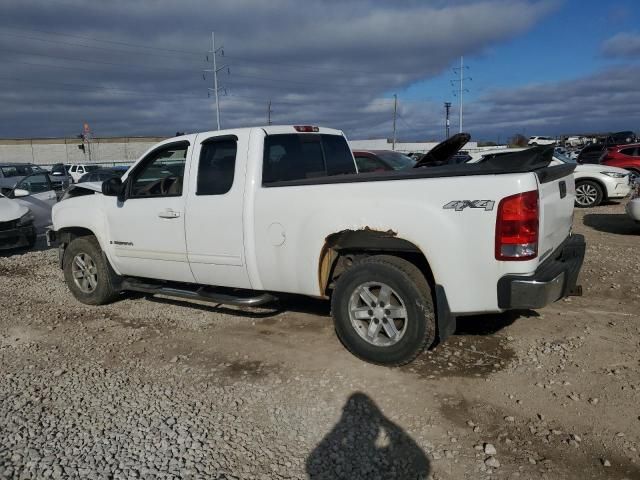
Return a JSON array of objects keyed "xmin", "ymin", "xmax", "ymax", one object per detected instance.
[
  {"xmin": 392, "ymin": 94, "xmax": 397, "ymax": 151},
  {"xmin": 444, "ymin": 102, "xmax": 451, "ymax": 139},
  {"xmin": 212, "ymin": 32, "xmax": 221, "ymax": 130},
  {"xmin": 267, "ymin": 99, "xmax": 272, "ymax": 125},
  {"xmin": 459, "ymin": 56, "xmax": 463, "ymax": 133}
]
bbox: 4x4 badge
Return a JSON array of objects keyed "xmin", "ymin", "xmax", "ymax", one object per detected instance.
[{"xmin": 443, "ymin": 200, "xmax": 495, "ymax": 211}]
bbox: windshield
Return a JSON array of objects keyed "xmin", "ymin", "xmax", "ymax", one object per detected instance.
[
  {"xmin": 84, "ymin": 165, "xmax": 101, "ymax": 172},
  {"xmin": 554, "ymin": 151, "xmax": 576, "ymax": 164},
  {"xmin": 375, "ymin": 151, "xmax": 416, "ymax": 170}
]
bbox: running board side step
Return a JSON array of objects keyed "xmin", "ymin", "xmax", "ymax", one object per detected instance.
[{"xmin": 121, "ymin": 279, "xmax": 277, "ymax": 307}]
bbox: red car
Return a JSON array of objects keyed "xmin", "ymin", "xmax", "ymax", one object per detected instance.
[{"xmin": 601, "ymin": 143, "xmax": 640, "ymax": 180}]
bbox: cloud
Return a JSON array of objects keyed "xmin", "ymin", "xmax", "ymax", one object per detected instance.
[
  {"xmin": 462, "ymin": 65, "xmax": 640, "ymax": 137},
  {"xmin": 601, "ymin": 32, "xmax": 640, "ymax": 59},
  {"xmin": 0, "ymin": 0, "xmax": 558, "ymax": 140}
]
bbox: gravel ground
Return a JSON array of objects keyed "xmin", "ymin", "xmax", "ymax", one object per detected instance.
[{"xmin": 1, "ymin": 200, "xmax": 639, "ymax": 479}]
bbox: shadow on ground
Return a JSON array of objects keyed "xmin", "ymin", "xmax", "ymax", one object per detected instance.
[
  {"xmin": 306, "ymin": 392, "xmax": 430, "ymax": 479},
  {"xmin": 583, "ymin": 213, "xmax": 640, "ymax": 235}
]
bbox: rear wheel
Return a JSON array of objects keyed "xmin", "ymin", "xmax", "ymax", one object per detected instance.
[
  {"xmin": 63, "ymin": 236, "xmax": 120, "ymax": 305},
  {"xmin": 575, "ymin": 180, "xmax": 603, "ymax": 208},
  {"xmin": 331, "ymin": 255, "xmax": 436, "ymax": 366}
]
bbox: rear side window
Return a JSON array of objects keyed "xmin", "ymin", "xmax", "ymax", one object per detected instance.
[
  {"xmin": 620, "ymin": 147, "xmax": 637, "ymax": 156},
  {"xmin": 197, "ymin": 137, "xmax": 237, "ymax": 195},
  {"xmin": 263, "ymin": 134, "xmax": 355, "ymax": 184}
]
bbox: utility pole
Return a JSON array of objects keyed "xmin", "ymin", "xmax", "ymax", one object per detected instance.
[
  {"xmin": 203, "ymin": 31, "xmax": 228, "ymax": 130},
  {"xmin": 444, "ymin": 102, "xmax": 452, "ymax": 139},
  {"xmin": 451, "ymin": 56, "xmax": 471, "ymax": 133},
  {"xmin": 392, "ymin": 94, "xmax": 398, "ymax": 151},
  {"xmin": 267, "ymin": 99, "xmax": 272, "ymax": 125}
]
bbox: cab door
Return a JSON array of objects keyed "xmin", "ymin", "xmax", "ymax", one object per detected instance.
[
  {"xmin": 184, "ymin": 131, "xmax": 251, "ymax": 288},
  {"xmin": 104, "ymin": 140, "xmax": 195, "ymax": 283}
]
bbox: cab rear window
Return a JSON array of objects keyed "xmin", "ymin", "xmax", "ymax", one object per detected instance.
[{"xmin": 262, "ymin": 134, "xmax": 355, "ymax": 185}]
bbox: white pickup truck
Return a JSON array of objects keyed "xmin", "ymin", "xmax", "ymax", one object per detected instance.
[{"xmin": 48, "ymin": 126, "xmax": 585, "ymax": 365}]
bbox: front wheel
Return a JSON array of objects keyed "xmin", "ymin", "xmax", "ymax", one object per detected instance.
[
  {"xmin": 63, "ymin": 236, "xmax": 120, "ymax": 305},
  {"xmin": 575, "ymin": 180, "xmax": 603, "ymax": 208},
  {"xmin": 331, "ymin": 255, "xmax": 436, "ymax": 366}
]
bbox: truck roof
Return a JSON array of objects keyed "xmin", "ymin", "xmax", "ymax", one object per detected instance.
[{"xmin": 172, "ymin": 125, "xmax": 343, "ymax": 141}]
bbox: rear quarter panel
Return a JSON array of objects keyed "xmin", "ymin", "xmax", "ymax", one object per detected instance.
[{"xmin": 251, "ymin": 170, "xmax": 543, "ymax": 314}]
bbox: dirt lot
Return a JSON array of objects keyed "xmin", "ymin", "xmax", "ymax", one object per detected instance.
[{"xmin": 1, "ymin": 200, "xmax": 639, "ymax": 480}]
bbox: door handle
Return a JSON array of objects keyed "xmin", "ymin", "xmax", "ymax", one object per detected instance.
[{"xmin": 158, "ymin": 209, "xmax": 180, "ymax": 219}]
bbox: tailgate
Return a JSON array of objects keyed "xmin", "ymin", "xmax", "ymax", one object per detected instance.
[{"xmin": 536, "ymin": 164, "xmax": 576, "ymax": 261}]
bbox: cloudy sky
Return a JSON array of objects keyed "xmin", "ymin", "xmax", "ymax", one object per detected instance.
[{"xmin": 1, "ymin": 0, "xmax": 639, "ymax": 141}]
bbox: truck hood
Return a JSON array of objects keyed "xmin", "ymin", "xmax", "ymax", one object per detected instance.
[
  {"xmin": 0, "ymin": 195, "xmax": 29, "ymax": 222},
  {"xmin": 576, "ymin": 163, "xmax": 629, "ymax": 175},
  {"xmin": 414, "ymin": 133, "xmax": 471, "ymax": 167}
]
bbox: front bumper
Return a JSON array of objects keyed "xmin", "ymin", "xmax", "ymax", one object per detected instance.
[
  {"xmin": 497, "ymin": 234, "xmax": 586, "ymax": 309},
  {"xmin": 0, "ymin": 224, "xmax": 36, "ymax": 250}
]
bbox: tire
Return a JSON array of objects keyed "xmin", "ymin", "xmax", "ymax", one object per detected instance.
[
  {"xmin": 575, "ymin": 180, "xmax": 603, "ymax": 208},
  {"xmin": 63, "ymin": 236, "xmax": 120, "ymax": 305},
  {"xmin": 331, "ymin": 255, "xmax": 436, "ymax": 366}
]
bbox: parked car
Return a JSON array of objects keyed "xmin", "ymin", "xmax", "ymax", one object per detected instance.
[
  {"xmin": 555, "ymin": 151, "xmax": 631, "ymax": 208},
  {"xmin": 0, "ymin": 163, "xmax": 46, "ymax": 190},
  {"xmin": 68, "ymin": 164, "xmax": 101, "ymax": 183},
  {"xmin": 352, "ymin": 150, "xmax": 416, "ymax": 172},
  {"xmin": 0, "ymin": 193, "xmax": 36, "ymax": 250},
  {"xmin": 606, "ymin": 131, "xmax": 637, "ymax": 146},
  {"xmin": 49, "ymin": 163, "xmax": 73, "ymax": 190},
  {"xmin": 8, "ymin": 172, "xmax": 59, "ymax": 231},
  {"xmin": 468, "ymin": 148, "xmax": 632, "ymax": 208},
  {"xmin": 600, "ymin": 143, "xmax": 640, "ymax": 181},
  {"xmin": 565, "ymin": 136, "xmax": 586, "ymax": 148},
  {"xmin": 626, "ymin": 180, "xmax": 640, "ymax": 223},
  {"xmin": 49, "ymin": 125, "xmax": 583, "ymax": 366},
  {"xmin": 77, "ymin": 166, "xmax": 129, "ymax": 184},
  {"xmin": 528, "ymin": 136, "xmax": 556, "ymax": 146},
  {"xmin": 577, "ymin": 143, "xmax": 605, "ymax": 164}
]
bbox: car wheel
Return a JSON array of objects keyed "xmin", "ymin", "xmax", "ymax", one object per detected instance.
[
  {"xmin": 63, "ymin": 236, "xmax": 120, "ymax": 305},
  {"xmin": 575, "ymin": 180, "xmax": 603, "ymax": 208},
  {"xmin": 331, "ymin": 255, "xmax": 436, "ymax": 366}
]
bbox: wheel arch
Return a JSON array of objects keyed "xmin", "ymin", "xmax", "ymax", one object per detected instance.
[
  {"xmin": 318, "ymin": 228, "xmax": 435, "ymax": 297},
  {"xmin": 575, "ymin": 176, "xmax": 607, "ymax": 199}
]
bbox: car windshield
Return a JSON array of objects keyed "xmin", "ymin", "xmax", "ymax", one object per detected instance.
[
  {"xmin": 84, "ymin": 165, "xmax": 101, "ymax": 172},
  {"xmin": 554, "ymin": 151, "xmax": 576, "ymax": 164},
  {"xmin": 1, "ymin": 165, "xmax": 33, "ymax": 177},
  {"xmin": 375, "ymin": 151, "xmax": 416, "ymax": 170}
]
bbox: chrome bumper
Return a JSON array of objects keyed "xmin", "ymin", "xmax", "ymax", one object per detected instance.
[{"xmin": 497, "ymin": 234, "xmax": 585, "ymax": 310}]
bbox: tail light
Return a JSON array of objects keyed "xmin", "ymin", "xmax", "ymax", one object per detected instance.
[
  {"xmin": 294, "ymin": 125, "xmax": 319, "ymax": 132},
  {"xmin": 495, "ymin": 190, "xmax": 539, "ymax": 261}
]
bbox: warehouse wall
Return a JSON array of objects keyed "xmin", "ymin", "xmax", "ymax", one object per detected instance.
[{"xmin": 0, "ymin": 137, "xmax": 166, "ymax": 165}]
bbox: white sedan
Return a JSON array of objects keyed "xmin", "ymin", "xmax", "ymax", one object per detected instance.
[{"xmin": 468, "ymin": 148, "xmax": 632, "ymax": 208}]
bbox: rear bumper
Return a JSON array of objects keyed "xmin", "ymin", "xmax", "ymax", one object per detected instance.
[
  {"xmin": 0, "ymin": 224, "xmax": 36, "ymax": 250},
  {"xmin": 497, "ymin": 234, "xmax": 585, "ymax": 309}
]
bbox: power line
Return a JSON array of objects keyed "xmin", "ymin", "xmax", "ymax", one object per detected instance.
[
  {"xmin": 0, "ymin": 30, "xmax": 205, "ymax": 61},
  {"xmin": 0, "ymin": 26, "xmax": 203, "ymax": 56}
]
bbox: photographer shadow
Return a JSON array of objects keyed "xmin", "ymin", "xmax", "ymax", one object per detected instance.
[{"xmin": 306, "ymin": 392, "xmax": 430, "ymax": 479}]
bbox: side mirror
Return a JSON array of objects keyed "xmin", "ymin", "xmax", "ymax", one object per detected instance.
[
  {"xmin": 102, "ymin": 177, "xmax": 123, "ymax": 197},
  {"xmin": 13, "ymin": 188, "xmax": 30, "ymax": 198}
]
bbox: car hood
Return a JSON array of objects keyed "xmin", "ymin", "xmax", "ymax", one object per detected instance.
[
  {"xmin": 414, "ymin": 133, "xmax": 471, "ymax": 167},
  {"xmin": 0, "ymin": 195, "xmax": 29, "ymax": 222},
  {"xmin": 576, "ymin": 164, "xmax": 629, "ymax": 174}
]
